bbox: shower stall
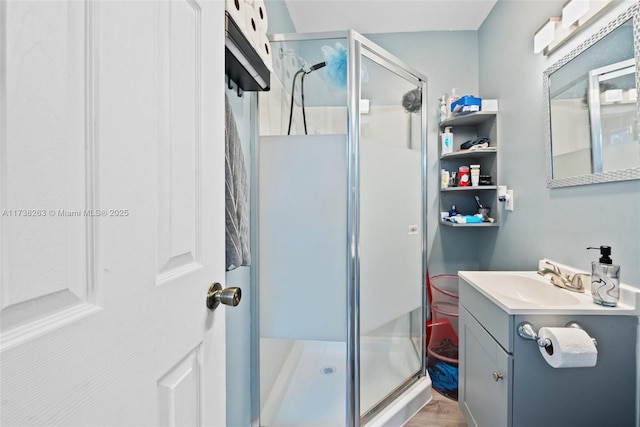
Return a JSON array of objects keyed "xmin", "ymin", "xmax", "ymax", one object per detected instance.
[{"xmin": 255, "ymin": 31, "xmax": 430, "ymax": 426}]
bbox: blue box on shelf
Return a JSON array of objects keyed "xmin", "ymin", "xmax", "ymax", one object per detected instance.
[{"xmin": 451, "ymin": 95, "xmax": 482, "ymax": 113}]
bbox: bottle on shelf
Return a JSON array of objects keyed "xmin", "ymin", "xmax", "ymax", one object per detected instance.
[
  {"xmin": 458, "ymin": 166, "xmax": 470, "ymax": 187},
  {"xmin": 447, "ymin": 88, "xmax": 459, "ymax": 118},
  {"xmin": 441, "ymin": 169, "xmax": 450, "ymax": 189},
  {"xmin": 441, "ymin": 126, "xmax": 453, "ymax": 155},
  {"xmin": 438, "ymin": 95, "xmax": 447, "ymax": 124},
  {"xmin": 470, "ymin": 164, "xmax": 480, "ymax": 186}
]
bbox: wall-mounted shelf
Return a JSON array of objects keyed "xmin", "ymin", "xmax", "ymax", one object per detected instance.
[
  {"xmin": 441, "ymin": 186, "xmax": 497, "ymax": 192},
  {"xmin": 439, "ymin": 111, "xmax": 499, "ymax": 228},
  {"xmin": 225, "ymin": 11, "xmax": 270, "ymax": 92},
  {"xmin": 440, "ymin": 111, "xmax": 497, "ymax": 127},
  {"xmin": 441, "ymin": 147, "xmax": 497, "ymax": 159},
  {"xmin": 440, "ymin": 220, "xmax": 499, "ymax": 228}
]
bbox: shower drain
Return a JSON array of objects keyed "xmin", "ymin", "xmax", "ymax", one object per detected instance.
[{"xmin": 320, "ymin": 365, "xmax": 337, "ymax": 375}]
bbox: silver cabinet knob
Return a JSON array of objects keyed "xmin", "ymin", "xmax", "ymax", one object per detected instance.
[
  {"xmin": 206, "ymin": 282, "xmax": 241, "ymax": 310},
  {"xmin": 492, "ymin": 371, "xmax": 504, "ymax": 381}
]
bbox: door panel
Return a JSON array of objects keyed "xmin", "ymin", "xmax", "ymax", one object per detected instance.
[
  {"xmin": 158, "ymin": 344, "xmax": 205, "ymax": 427},
  {"xmin": 0, "ymin": 0, "xmax": 99, "ymax": 350},
  {"xmin": 0, "ymin": 1, "xmax": 227, "ymax": 425},
  {"xmin": 156, "ymin": 0, "xmax": 202, "ymax": 284}
]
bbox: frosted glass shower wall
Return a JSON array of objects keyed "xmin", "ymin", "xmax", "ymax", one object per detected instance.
[{"xmin": 257, "ymin": 31, "xmax": 429, "ymax": 427}]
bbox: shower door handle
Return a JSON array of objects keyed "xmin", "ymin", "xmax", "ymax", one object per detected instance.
[{"xmin": 206, "ymin": 282, "xmax": 241, "ymax": 310}]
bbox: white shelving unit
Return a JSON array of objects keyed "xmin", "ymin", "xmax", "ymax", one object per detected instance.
[{"xmin": 439, "ymin": 111, "xmax": 499, "ymax": 228}]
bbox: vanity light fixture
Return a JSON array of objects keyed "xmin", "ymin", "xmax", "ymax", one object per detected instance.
[
  {"xmin": 534, "ymin": 18, "xmax": 560, "ymax": 54},
  {"xmin": 562, "ymin": 0, "xmax": 590, "ymax": 28},
  {"xmin": 533, "ymin": 0, "xmax": 616, "ymax": 55}
]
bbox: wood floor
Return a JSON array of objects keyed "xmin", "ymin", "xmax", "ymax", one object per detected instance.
[{"xmin": 405, "ymin": 390, "xmax": 467, "ymax": 427}]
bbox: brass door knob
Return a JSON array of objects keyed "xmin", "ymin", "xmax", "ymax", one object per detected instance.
[{"xmin": 206, "ymin": 283, "xmax": 241, "ymax": 310}]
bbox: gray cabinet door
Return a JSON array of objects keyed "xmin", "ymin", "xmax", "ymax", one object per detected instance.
[{"xmin": 459, "ymin": 306, "xmax": 513, "ymax": 427}]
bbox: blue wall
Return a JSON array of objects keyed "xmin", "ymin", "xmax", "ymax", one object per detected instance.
[
  {"xmin": 477, "ymin": 1, "xmax": 640, "ymax": 286},
  {"xmin": 364, "ymin": 3, "xmax": 640, "ymax": 287}
]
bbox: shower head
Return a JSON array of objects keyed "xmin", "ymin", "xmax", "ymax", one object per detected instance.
[
  {"xmin": 402, "ymin": 88, "xmax": 422, "ymax": 113},
  {"xmin": 305, "ymin": 61, "xmax": 326, "ymax": 73}
]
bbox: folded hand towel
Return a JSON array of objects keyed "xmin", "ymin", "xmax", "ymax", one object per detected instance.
[{"xmin": 225, "ymin": 95, "xmax": 251, "ymax": 271}]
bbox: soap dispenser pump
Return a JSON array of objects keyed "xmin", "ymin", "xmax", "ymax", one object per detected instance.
[{"xmin": 587, "ymin": 245, "xmax": 620, "ymax": 307}]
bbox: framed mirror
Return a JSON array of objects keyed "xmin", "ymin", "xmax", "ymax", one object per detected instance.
[{"xmin": 543, "ymin": 3, "xmax": 640, "ymax": 188}]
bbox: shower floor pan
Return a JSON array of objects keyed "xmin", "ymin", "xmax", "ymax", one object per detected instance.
[{"xmin": 261, "ymin": 337, "xmax": 428, "ymax": 426}]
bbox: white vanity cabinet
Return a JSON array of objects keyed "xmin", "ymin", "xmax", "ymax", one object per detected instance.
[{"xmin": 458, "ymin": 275, "xmax": 638, "ymax": 427}]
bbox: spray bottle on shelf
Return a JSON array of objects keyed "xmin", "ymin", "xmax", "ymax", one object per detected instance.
[{"xmin": 441, "ymin": 126, "xmax": 453, "ymax": 155}]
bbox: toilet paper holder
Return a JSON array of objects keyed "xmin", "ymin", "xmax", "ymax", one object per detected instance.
[{"xmin": 517, "ymin": 322, "xmax": 597, "ymax": 348}]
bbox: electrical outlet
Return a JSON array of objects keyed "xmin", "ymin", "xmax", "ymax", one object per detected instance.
[{"xmin": 506, "ymin": 189, "xmax": 514, "ymax": 211}]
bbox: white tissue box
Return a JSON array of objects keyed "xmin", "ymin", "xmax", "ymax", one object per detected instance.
[{"xmin": 481, "ymin": 99, "xmax": 499, "ymax": 112}]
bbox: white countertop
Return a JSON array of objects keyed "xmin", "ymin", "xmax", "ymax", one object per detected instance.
[{"xmin": 458, "ymin": 268, "xmax": 640, "ymax": 316}]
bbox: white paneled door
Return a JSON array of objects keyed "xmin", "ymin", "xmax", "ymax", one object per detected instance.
[{"xmin": 1, "ymin": 1, "xmax": 228, "ymax": 425}]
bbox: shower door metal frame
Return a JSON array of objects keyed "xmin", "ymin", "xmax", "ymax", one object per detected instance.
[
  {"xmin": 254, "ymin": 30, "xmax": 429, "ymax": 427},
  {"xmin": 346, "ymin": 31, "xmax": 362, "ymax": 427},
  {"xmin": 347, "ymin": 30, "xmax": 428, "ymax": 427},
  {"xmin": 587, "ymin": 57, "xmax": 636, "ymax": 174}
]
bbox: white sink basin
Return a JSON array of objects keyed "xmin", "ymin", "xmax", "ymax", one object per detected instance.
[
  {"xmin": 479, "ymin": 274, "xmax": 581, "ymax": 307},
  {"xmin": 458, "ymin": 268, "xmax": 640, "ymax": 315}
]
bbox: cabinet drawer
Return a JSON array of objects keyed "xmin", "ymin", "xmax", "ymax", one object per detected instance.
[{"xmin": 459, "ymin": 277, "xmax": 513, "ymax": 352}]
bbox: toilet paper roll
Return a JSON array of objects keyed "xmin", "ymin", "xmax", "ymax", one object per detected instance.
[
  {"xmin": 253, "ymin": 0, "xmax": 269, "ymax": 33},
  {"xmin": 538, "ymin": 327, "xmax": 598, "ymax": 368},
  {"xmin": 244, "ymin": 3, "xmax": 261, "ymax": 48},
  {"xmin": 225, "ymin": 0, "xmax": 247, "ymax": 34},
  {"xmin": 257, "ymin": 32, "xmax": 273, "ymax": 72}
]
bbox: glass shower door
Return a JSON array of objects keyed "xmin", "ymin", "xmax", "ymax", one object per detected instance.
[
  {"xmin": 257, "ymin": 30, "xmax": 428, "ymax": 427},
  {"xmin": 257, "ymin": 33, "xmax": 351, "ymax": 427},
  {"xmin": 357, "ymin": 51, "xmax": 426, "ymax": 421}
]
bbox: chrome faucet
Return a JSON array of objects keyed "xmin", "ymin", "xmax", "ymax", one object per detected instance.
[{"xmin": 537, "ymin": 261, "xmax": 588, "ymax": 293}]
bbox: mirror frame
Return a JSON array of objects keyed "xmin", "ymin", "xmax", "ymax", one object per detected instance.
[{"xmin": 543, "ymin": 3, "xmax": 640, "ymax": 188}]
